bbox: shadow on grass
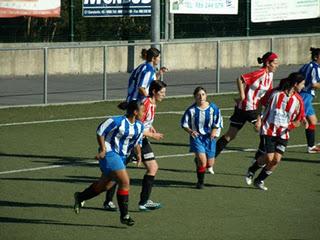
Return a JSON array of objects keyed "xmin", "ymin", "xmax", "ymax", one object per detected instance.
[
  {"xmin": 281, "ymin": 157, "xmax": 320, "ymax": 164},
  {"xmin": 0, "ymin": 216, "xmax": 126, "ymax": 229}
]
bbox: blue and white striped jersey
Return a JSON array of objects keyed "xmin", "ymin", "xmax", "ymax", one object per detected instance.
[
  {"xmin": 126, "ymin": 62, "xmax": 156, "ymax": 102},
  {"xmin": 97, "ymin": 116, "xmax": 144, "ymax": 157},
  {"xmin": 181, "ymin": 103, "xmax": 223, "ymax": 137},
  {"xmin": 299, "ymin": 61, "xmax": 320, "ymax": 96}
]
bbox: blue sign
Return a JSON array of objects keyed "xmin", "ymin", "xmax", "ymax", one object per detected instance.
[{"xmin": 83, "ymin": 0, "xmax": 152, "ymax": 17}]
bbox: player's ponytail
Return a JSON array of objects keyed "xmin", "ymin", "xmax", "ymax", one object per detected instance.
[
  {"xmin": 310, "ymin": 47, "xmax": 320, "ymax": 61},
  {"xmin": 141, "ymin": 48, "xmax": 147, "ymax": 60},
  {"xmin": 125, "ymin": 100, "xmax": 142, "ymax": 117}
]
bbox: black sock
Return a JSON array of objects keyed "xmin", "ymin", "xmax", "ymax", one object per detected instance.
[
  {"xmin": 215, "ymin": 136, "xmax": 229, "ymax": 158},
  {"xmin": 248, "ymin": 160, "xmax": 262, "ymax": 174},
  {"xmin": 305, "ymin": 129, "xmax": 315, "ymax": 147},
  {"xmin": 78, "ymin": 182, "xmax": 101, "ymax": 202},
  {"xmin": 197, "ymin": 166, "xmax": 206, "ymax": 184},
  {"xmin": 117, "ymin": 190, "xmax": 129, "ymax": 218},
  {"xmin": 104, "ymin": 183, "xmax": 117, "ymax": 204},
  {"xmin": 255, "ymin": 168, "xmax": 272, "ymax": 182},
  {"xmin": 139, "ymin": 175, "xmax": 155, "ymax": 205}
]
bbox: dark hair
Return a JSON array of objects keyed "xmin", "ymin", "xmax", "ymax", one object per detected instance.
[
  {"xmin": 149, "ymin": 80, "xmax": 167, "ymax": 97},
  {"xmin": 257, "ymin": 52, "xmax": 276, "ymax": 66},
  {"xmin": 126, "ymin": 100, "xmax": 142, "ymax": 116},
  {"xmin": 146, "ymin": 47, "xmax": 160, "ymax": 62},
  {"xmin": 310, "ymin": 47, "xmax": 320, "ymax": 61},
  {"xmin": 193, "ymin": 86, "xmax": 207, "ymax": 97},
  {"xmin": 141, "ymin": 48, "xmax": 147, "ymax": 60},
  {"xmin": 279, "ymin": 72, "xmax": 305, "ymax": 92}
]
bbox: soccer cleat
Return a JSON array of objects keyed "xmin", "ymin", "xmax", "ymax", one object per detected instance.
[
  {"xmin": 196, "ymin": 182, "xmax": 204, "ymax": 189},
  {"xmin": 139, "ymin": 199, "xmax": 162, "ymax": 211},
  {"xmin": 245, "ymin": 171, "xmax": 254, "ymax": 185},
  {"xmin": 103, "ymin": 201, "xmax": 117, "ymax": 212},
  {"xmin": 120, "ymin": 214, "xmax": 135, "ymax": 226},
  {"xmin": 308, "ymin": 145, "xmax": 320, "ymax": 154},
  {"xmin": 207, "ymin": 166, "xmax": 215, "ymax": 175},
  {"xmin": 253, "ymin": 180, "xmax": 268, "ymax": 191},
  {"xmin": 74, "ymin": 192, "xmax": 82, "ymax": 214}
]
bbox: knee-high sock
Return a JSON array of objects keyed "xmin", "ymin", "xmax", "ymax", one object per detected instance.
[
  {"xmin": 255, "ymin": 168, "xmax": 272, "ymax": 182},
  {"xmin": 305, "ymin": 124, "xmax": 316, "ymax": 147},
  {"xmin": 197, "ymin": 166, "xmax": 206, "ymax": 184},
  {"xmin": 117, "ymin": 189, "xmax": 129, "ymax": 218},
  {"xmin": 215, "ymin": 136, "xmax": 229, "ymax": 158},
  {"xmin": 104, "ymin": 183, "xmax": 117, "ymax": 204},
  {"xmin": 139, "ymin": 175, "xmax": 155, "ymax": 205},
  {"xmin": 78, "ymin": 182, "xmax": 101, "ymax": 202}
]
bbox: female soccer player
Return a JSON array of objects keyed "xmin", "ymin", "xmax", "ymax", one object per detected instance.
[
  {"xmin": 181, "ymin": 87, "xmax": 223, "ymax": 189},
  {"xmin": 245, "ymin": 72, "xmax": 305, "ymax": 190},
  {"xmin": 299, "ymin": 47, "xmax": 320, "ymax": 153},
  {"xmin": 73, "ymin": 100, "xmax": 144, "ymax": 226},
  {"xmin": 214, "ymin": 52, "xmax": 279, "ymax": 159},
  {"xmin": 104, "ymin": 81, "xmax": 167, "ymax": 211}
]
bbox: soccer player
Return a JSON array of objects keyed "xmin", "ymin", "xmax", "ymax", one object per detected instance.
[
  {"xmin": 103, "ymin": 81, "xmax": 167, "ymax": 211},
  {"xmin": 299, "ymin": 47, "xmax": 320, "ymax": 153},
  {"xmin": 118, "ymin": 48, "xmax": 163, "ymax": 110},
  {"xmin": 73, "ymin": 100, "xmax": 144, "ymax": 226},
  {"xmin": 181, "ymin": 87, "xmax": 223, "ymax": 189},
  {"xmin": 245, "ymin": 72, "xmax": 305, "ymax": 190},
  {"xmin": 215, "ymin": 52, "xmax": 279, "ymax": 158}
]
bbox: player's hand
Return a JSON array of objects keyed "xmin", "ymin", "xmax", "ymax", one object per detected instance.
[
  {"xmin": 95, "ymin": 150, "xmax": 106, "ymax": 160},
  {"xmin": 303, "ymin": 118, "xmax": 309, "ymax": 129},
  {"xmin": 150, "ymin": 126, "xmax": 157, "ymax": 133},
  {"xmin": 254, "ymin": 118, "xmax": 262, "ymax": 132},
  {"xmin": 190, "ymin": 130, "xmax": 199, "ymax": 139},
  {"xmin": 152, "ymin": 132, "xmax": 164, "ymax": 141},
  {"xmin": 159, "ymin": 66, "xmax": 168, "ymax": 74}
]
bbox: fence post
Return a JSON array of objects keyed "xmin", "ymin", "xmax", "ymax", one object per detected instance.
[
  {"xmin": 270, "ymin": 37, "xmax": 275, "ymax": 52},
  {"xmin": 160, "ymin": 43, "xmax": 164, "ymax": 81},
  {"xmin": 216, "ymin": 40, "xmax": 220, "ymax": 93},
  {"xmin": 43, "ymin": 47, "xmax": 48, "ymax": 104},
  {"xmin": 103, "ymin": 46, "xmax": 107, "ymax": 100}
]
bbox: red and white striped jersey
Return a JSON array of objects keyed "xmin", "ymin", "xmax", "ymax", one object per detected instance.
[
  {"xmin": 141, "ymin": 97, "xmax": 156, "ymax": 130},
  {"xmin": 238, "ymin": 68, "xmax": 273, "ymax": 111},
  {"xmin": 261, "ymin": 91, "xmax": 305, "ymax": 140}
]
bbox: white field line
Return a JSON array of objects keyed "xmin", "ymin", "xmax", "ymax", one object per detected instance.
[
  {"xmin": 1, "ymin": 102, "xmax": 319, "ymax": 127},
  {"xmin": 0, "ymin": 110, "xmax": 231, "ymax": 127},
  {"xmin": 0, "ymin": 142, "xmax": 317, "ymax": 176}
]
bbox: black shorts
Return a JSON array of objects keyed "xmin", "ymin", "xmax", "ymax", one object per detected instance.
[
  {"xmin": 126, "ymin": 138, "xmax": 155, "ymax": 164},
  {"xmin": 262, "ymin": 135, "xmax": 288, "ymax": 155},
  {"xmin": 229, "ymin": 107, "xmax": 258, "ymax": 130}
]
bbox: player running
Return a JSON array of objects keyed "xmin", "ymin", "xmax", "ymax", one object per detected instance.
[
  {"xmin": 299, "ymin": 47, "xmax": 320, "ymax": 153},
  {"xmin": 214, "ymin": 52, "xmax": 279, "ymax": 159},
  {"xmin": 73, "ymin": 100, "xmax": 144, "ymax": 226},
  {"xmin": 103, "ymin": 81, "xmax": 167, "ymax": 211},
  {"xmin": 181, "ymin": 87, "xmax": 223, "ymax": 189},
  {"xmin": 245, "ymin": 72, "xmax": 305, "ymax": 190}
]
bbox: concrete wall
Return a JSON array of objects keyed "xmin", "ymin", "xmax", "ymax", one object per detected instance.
[{"xmin": 0, "ymin": 34, "xmax": 319, "ymax": 76}]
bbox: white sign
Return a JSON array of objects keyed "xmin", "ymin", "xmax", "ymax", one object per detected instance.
[
  {"xmin": 251, "ymin": 0, "xmax": 320, "ymax": 23},
  {"xmin": 0, "ymin": 0, "xmax": 60, "ymax": 18},
  {"xmin": 170, "ymin": 0, "xmax": 238, "ymax": 15}
]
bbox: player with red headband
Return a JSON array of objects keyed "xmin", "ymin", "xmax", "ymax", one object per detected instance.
[{"xmin": 215, "ymin": 52, "xmax": 279, "ymax": 159}]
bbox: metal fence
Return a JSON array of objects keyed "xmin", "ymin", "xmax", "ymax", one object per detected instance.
[{"xmin": 0, "ymin": 33, "xmax": 319, "ymax": 107}]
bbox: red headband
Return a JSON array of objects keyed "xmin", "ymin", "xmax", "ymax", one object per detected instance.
[{"xmin": 264, "ymin": 53, "xmax": 278, "ymax": 63}]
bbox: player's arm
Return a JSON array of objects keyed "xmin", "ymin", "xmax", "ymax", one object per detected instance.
[
  {"xmin": 95, "ymin": 118, "xmax": 117, "ymax": 160},
  {"xmin": 138, "ymin": 71, "xmax": 152, "ymax": 97},
  {"xmin": 138, "ymin": 87, "xmax": 148, "ymax": 97},
  {"xmin": 95, "ymin": 135, "xmax": 106, "ymax": 160},
  {"xmin": 236, "ymin": 77, "xmax": 246, "ymax": 103},
  {"xmin": 143, "ymin": 128, "xmax": 163, "ymax": 141},
  {"xmin": 181, "ymin": 110, "xmax": 199, "ymax": 138}
]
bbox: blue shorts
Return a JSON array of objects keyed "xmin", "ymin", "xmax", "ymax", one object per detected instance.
[
  {"xmin": 190, "ymin": 135, "xmax": 216, "ymax": 159},
  {"xmin": 300, "ymin": 92, "xmax": 315, "ymax": 117},
  {"xmin": 99, "ymin": 151, "xmax": 126, "ymax": 176}
]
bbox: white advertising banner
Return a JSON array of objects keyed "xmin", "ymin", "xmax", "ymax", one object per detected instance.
[
  {"xmin": 0, "ymin": 0, "xmax": 61, "ymax": 18},
  {"xmin": 170, "ymin": 0, "xmax": 238, "ymax": 15},
  {"xmin": 251, "ymin": 0, "xmax": 320, "ymax": 23}
]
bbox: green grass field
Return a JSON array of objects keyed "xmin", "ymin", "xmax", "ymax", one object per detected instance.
[{"xmin": 0, "ymin": 94, "xmax": 319, "ymax": 240}]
